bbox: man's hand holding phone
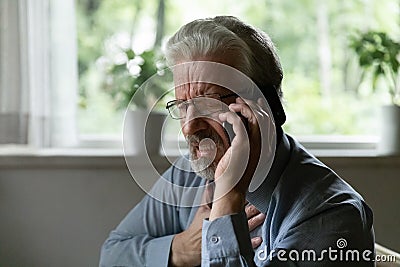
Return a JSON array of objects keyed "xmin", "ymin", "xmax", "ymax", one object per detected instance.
[{"xmin": 210, "ymin": 97, "xmax": 271, "ymax": 220}]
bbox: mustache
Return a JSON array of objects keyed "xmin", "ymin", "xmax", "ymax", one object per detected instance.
[{"xmin": 186, "ymin": 130, "xmax": 223, "ymax": 147}]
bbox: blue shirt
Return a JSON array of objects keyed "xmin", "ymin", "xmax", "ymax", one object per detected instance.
[{"xmin": 100, "ymin": 134, "xmax": 374, "ymax": 266}]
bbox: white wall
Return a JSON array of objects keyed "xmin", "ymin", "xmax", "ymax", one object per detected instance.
[{"xmin": 0, "ymin": 155, "xmax": 398, "ymax": 267}]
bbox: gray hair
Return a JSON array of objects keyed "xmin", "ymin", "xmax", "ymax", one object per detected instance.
[{"xmin": 165, "ymin": 16, "xmax": 283, "ymax": 98}]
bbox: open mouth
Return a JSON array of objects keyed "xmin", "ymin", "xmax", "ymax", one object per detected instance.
[
  {"xmin": 199, "ymin": 139, "xmax": 217, "ymax": 157},
  {"xmin": 191, "ymin": 138, "xmax": 217, "ymax": 159}
]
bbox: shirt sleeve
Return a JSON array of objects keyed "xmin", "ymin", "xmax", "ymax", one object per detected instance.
[
  {"xmin": 201, "ymin": 211, "xmax": 255, "ymax": 267},
  {"xmin": 99, "ymin": 172, "xmax": 182, "ymax": 267}
]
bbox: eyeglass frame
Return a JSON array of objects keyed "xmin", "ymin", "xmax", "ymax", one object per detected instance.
[{"xmin": 165, "ymin": 93, "xmax": 238, "ymax": 120}]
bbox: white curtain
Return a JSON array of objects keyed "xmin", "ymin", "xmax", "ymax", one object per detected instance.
[{"xmin": 0, "ymin": 0, "xmax": 78, "ymax": 147}]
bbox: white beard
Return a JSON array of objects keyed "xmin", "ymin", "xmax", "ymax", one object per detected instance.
[
  {"xmin": 187, "ymin": 130, "xmax": 224, "ymax": 181},
  {"xmin": 190, "ymin": 156, "xmax": 217, "ymax": 180}
]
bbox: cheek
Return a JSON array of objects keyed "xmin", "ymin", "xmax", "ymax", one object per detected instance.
[
  {"xmin": 207, "ymin": 119, "xmax": 229, "ymax": 150},
  {"xmin": 179, "ymin": 118, "xmax": 185, "ymax": 128}
]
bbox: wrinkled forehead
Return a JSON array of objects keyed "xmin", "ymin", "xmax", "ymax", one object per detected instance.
[{"xmin": 171, "ymin": 61, "xmax": 259, "ymax": 99}]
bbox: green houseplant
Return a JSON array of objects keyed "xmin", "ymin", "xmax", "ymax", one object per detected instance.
[
  {"xmin": 96, "ymin": 0, "xmax": 169, "ymax": 155},
  {"xmin": 101, "ymin": 47, "xmax": 169, "ymax": 110},
  {"xmin": 100, "ymin": 45, "xmax": 171, "ymax": 155},
  {"xmin": 350, "ymin": 30, "xmax": 400, "ymax": 154},
  {"xmin": 350, "ymin": 31, "xmax": 400, "ymax": 105}
]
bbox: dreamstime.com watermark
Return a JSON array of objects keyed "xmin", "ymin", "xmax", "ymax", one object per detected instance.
[{"xmin": 257, "ymin": 238, "xmax": 397, "ymax": 263}]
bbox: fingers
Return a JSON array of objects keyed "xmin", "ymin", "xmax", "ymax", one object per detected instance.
[
  {"xmin": 218, "ymin": 96, "xmax": 270, "ymax": 144},
  {"xmin": 257, "ymin": 97, "xmax": 269, "ymax": 110},
  {"xmin": 237, "ymin": 97, "xmax": 271, "ymax": 118},
  {"xmin": 218, "ymin": 111, "xmax": 248, "ymax": 143},
  {"xmin": 247, "ymin": 204, "xmax": 265, "ymax": 249},
  {"xmin": 228, "ymin": 97, "xmax": 268, "ymax": 131},
  {"xmin": 245, "ymin": 204, "xmax": 260, "ymax": 219},
  {"xmin": 251, "ymin": 236, "xmax": 263, "ymax": 249},
  {"xmin": 248, "ymin": 212, "xmax": 266, "ymax": 232},
  {"xmin": 228, "ymin": 102, "xmax": 257, "ymax": 125},
  {"xmin": 246, "ymin": 204, "xmax": 265, "ymax": 232}
]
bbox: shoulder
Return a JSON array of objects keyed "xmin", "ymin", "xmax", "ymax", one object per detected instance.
[
  {"xmin": 270, "ymin": 135, "xmax": 374, "ymax": 250},
  {"xmin": 161, "ymin": 155, "xmax": 202, "ymax": 187},
  {"xmin": 151, "ymin": 156, "xmax": 206, "ymax": 207},
  {"xmin": 278, "ymin": 135, "xmax": 367, "ymax": 210}
]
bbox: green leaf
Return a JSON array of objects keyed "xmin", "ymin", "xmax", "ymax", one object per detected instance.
[
  {"xmin": 349, "ymin": 29, "xmax": 400, "ymax": 97},
  {"xmin": 125, "ymin": 49, "xmax": 135, "ymax": 60},
  {"xmin": 110, "ymin": 64, "xmax": 127, "ymax": 76}
]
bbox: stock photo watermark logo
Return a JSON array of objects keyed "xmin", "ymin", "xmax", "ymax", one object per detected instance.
[
  {"xmin": 256, "ymin": 238, "xmax": 397, "ymax": 263},
  {"xmin": 122, "ymin": 61, "xmax": 277, "ymax": 207}
]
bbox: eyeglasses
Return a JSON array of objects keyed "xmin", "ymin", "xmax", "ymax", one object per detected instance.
[{"xmin": 166, "ymin": 93, "xmax": 237, "ymax": 120}]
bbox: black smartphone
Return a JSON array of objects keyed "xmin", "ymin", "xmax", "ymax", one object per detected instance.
[
  {"xmin": 222, "ymin": 113, "xmax": 248, "ymax": 145},
  {"xmin": 223, "ymin": 121, "xmax": 235, "ymax": 145}
]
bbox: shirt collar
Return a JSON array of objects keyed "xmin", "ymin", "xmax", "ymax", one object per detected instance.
[{"xmin": 246, "ymin": 133, "xmax": 291, "ymax": 213}]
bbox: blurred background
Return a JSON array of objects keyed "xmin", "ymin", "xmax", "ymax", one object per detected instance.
[
  {"xmin": 75, "ymin": 0, "xmax": 399, "ymax": 137},
  {"xmin": 0, "ymin": 0, "xmax": 399, "ymax": 266}
]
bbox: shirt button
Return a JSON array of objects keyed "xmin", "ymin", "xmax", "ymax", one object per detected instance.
[{"xmin": 210, "ymin": 236, "xmax": 219, "ymax": 244}]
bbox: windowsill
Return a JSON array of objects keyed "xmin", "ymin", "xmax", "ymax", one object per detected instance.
[
  {"xmin": 0, "ymin": 145, "xmax": 399, "ymax": 169},
  {"xmin": 0, "ymin": 134, "xmax": 395, "ymax": 168}
]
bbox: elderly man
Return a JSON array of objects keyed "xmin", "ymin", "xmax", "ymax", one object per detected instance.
[{"xmin": 100, "ymin": 16, "xmax": 374, "ymax": 266}]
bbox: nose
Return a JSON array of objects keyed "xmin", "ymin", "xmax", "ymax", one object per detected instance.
[{"xmin": 181, "ymin": 105, "xmax": 208, "ymax": 136}]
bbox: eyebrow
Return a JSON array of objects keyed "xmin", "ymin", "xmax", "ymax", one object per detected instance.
[{"xmin": 202, "ymin": 83, "xmax": 230, "ymax": 94}]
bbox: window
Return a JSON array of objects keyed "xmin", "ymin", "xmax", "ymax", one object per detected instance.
[
  {"xmin": 75, "ymin": 0, "xmax": 399, "ymax": 148},
  {"xmin": 1, "ymin": 0, "xmax": 398, "ymax": 149}
]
